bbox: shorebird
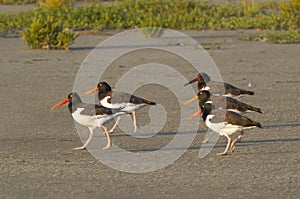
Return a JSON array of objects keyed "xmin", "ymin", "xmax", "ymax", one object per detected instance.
[
  {"xmin": 182, "ymin": 90, "xmax": 262, "ymax": 114},
  {"xmin": 84, "ymin": 82, "xmax": 156, "ymax": 133},
  {"xmin": 189, "ymin": 102, "xmax": 262, "ymax": 155},
  {"xmin": 184, "ymin": 72, "xmax": 254, "ymax": 97},
  {"xmin": 51, "ymin": 92, "xmax": 127, "ymax": 150}
]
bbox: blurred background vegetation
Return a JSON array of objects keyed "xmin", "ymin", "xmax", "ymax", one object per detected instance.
[{"xmin": 0, "ymin": 0, "xmax": 299, "ymax": 49}]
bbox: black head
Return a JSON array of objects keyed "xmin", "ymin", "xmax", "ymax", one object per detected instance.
[
  {"xmin": 97, "ymin": 81, "xmax": 112, "ymax": 93},
  {"xmin": 200, "ymin": 102, "xmax": 214, "ymax": 121},
  {"xmin": 68, "ymin": 92, "xmax": 81, "ymax": 102},
  {"xmin": 184, "ymin": 72, "xmax": 211, "ymax": 87},
  {"xmin": 51, "ymin": 92, "xmax": 82, "ymax": 113},
  {"xmin": 199, "ymin": 73, "xmax": 211, "ymax": 82},
  {"xmin": 197, "ymin": 90, "xmax": 211, "ymax": 106}
]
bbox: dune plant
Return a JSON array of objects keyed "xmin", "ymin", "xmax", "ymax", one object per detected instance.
[
  {"xmin": 38, "ymin": 0, "xmax": 73, "ymax": 8},
  {"xmin": 22, "ymin": 7, "xmax": 78, "ymax": 49},
  {"xmin": 0, "ymin": 0, "xmax": 299, "ymax": 43}
]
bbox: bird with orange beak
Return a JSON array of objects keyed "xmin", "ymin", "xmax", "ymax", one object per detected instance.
[
  {"xmin": 184, "ymin": 72, "xmax": 254, "ymax": 97},
  {"xmin": 188, "ymin": 103, "xmax": 262, "ymax": 155},
  {"xmin": 84, "ymin": 82, "xmax": 156, "ymax": 133},
  {"xmin": 51, "ymin": 92, "xmax": 126, "ymax": 150}
]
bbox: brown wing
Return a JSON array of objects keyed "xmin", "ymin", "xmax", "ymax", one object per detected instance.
[
  {"xmin": 111, "ymin": 91, "xmax": 156, "ymax": 105},
  {"xmin": 209, "ymin": 109, "xmax": 261, "ymax": 128},
  {"xmin": 226, "ymin": 97, "xmax": 262, "ymax": 113},
  {"xmin": 208, "ymin": 81, "xmax": 254, "ymax": 96},
  {"xmin": 77, "ymin": 103, "xmax": 113, "ymax": 116},
  {"xmin": 225, "ymin": 111, "xmax": 261, "ymax": 127},
  {"xmin": 210, "ymin": 96, "xmax": 227, "ymax": 109},
  {"xmin": 207, "ymin": 82, "xmax": 227, "ymax": 95},
  {"xmin": 224, "ymin": 82, "xmax": 254, "ymax": 95},
  {"xmin": 209, "ymin": 109, "xmax": 227, "ymax": 123},
  {"xmin": 226, "ymin": 97, "xmax": 248, "ymax": 112}
]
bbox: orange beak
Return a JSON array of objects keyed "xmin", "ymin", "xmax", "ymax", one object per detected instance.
[
  {"xmin": 83, "ymin": 87, "xmax": 98, "ymax": 96},
  {"xmin": 188, "ymin": 109, "xmax": 202, "ymax": 120},
  {"xmin": 184, "ymin": 76, "xmax": 200, "ymax": 86},
  {"xmin": 51, "ymin": 98, "xmax": 69, "ymax": 110},
  {"xmin": 181, "ymin": 95, "xmax": 199, "ymax": 106}
]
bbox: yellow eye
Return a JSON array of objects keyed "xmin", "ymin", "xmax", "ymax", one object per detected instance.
[
  {"xmin": 199, "ymin": 91, "xmax": 202, "ymax": 94},
  {"xmin": 99, "ymin": 83, "xmax": 103, "ymax": 87},
  {"xmin": 70, "ymin": 94, "xmax": 73, "ymax": 98},
  {"xmin": 201, "ymin": 105, "xmax": 204, "ymax": 108}
]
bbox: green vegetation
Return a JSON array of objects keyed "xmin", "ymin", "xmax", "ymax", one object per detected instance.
[
  {"xmin": 0, "ymin": 0, "xmax": 112, "ymax": 4},
  {"xmin": 0, "ymin": 0, "xmax": 36, "ymax": 4},
  {"xmin": 38, "ymin": 0, "xmax": 73, "ymax": 8},
  {"xmin": 244, "ymin": 29, "xmax": 300, "ymax": 44},
  {"xmin": 0, "ymin": 0, "xmax": 299, "ymax": 48},
  {"xmin": 22, "ymin": 8, "xmax": 78, "ymax": 49}
]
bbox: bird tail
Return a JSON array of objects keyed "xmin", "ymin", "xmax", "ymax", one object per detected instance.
[
  {"xmin": 246, "ymin": 121, "xmax": 262, "ymax": 128},
  {"xmin": 146, "ymin": 101, "xmax": 156, "ymax": 105},
  {"xmin": 141, "ymin": 98, "xmax": 156, "ymax": 105},
  {"xmin": 245, "ymin": 104, "xmax": 263, "ymax": 113},
  {"xmin": 241, "ymin": 90, "xmax": 255, "ymax": 95},
  {"xmin": 256, "ymin": 122, "xmax": 262, "ymax": 128}
]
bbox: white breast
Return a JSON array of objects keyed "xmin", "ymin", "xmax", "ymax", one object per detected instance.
[
  {"xmin": 200, "ymin": 86, "xmax": 210, "ymax": 91},
  {"xmin": 227, "ymin": 109, "xmax": 242, "ymax": 114},
  {"xmin": 100, "ymin": 96, "xmax": 146, "ymax": 113},
  {"xmin": 72, "ymin": 108, "xmax": 124, "ymax": 128},
  {"xmin": 205, "ymin": 114, "xmax": 241, "ymax": 136},
  {"xmin": 100, "ymin": 96, "xmax": 127, "ymax": 109}
]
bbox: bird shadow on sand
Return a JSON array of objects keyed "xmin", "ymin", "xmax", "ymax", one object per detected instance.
[
  {"xmin": 109, "ymin": 122, "xmax": 300, "ymax": 153},
  {"xmin": 123, "ymin": 137, "xmax": 300, "ymax": 153},
  {"xmin": 110, "ymin": 122, "xmax": 300, "ymax": 138}
]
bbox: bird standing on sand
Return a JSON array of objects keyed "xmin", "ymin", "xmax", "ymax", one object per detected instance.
[
  {"xmin": 184, "ymin": 72, "xmax": 254, "ymax": 97},
  {"xmin": 51, "ymin": 92, "xmax": 127, "ymax": 150},
  {"xmin": 182, "ymin": 90, "xmax": 262, "ymax": 114},
  {"xmin": 189, "ymin": 103, "xmax": 262, "ymax": 155},
  {"xmin": 84, "ymin": 82, "xmax": 156, "ymax": 133}
]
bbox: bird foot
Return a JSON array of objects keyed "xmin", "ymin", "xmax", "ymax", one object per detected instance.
[
  {"xmin": 195, "ymin": 138, "xmax": 209, "ymax": 145},
  {"xmin": 102, "ymin": 144, "xmax": 112, "ymax": 150},
  {"xmin": 216, "ymin": 152, "xmax": 228, "ymax": 156},
  {"xmin": 230, "ymin": 142, "xmax": 236, "ymax": 152},
  {"xmin": 231, "ymin": 145, "xmax": 236, "ymax": 153},
  {"xmin": 108, "ymin": 128, "xmax": 115, "ymax": 134},
  {"xmin": 133, "ymin": 124, "xmax": 140, "ymax": 133},
  {"xmin": 72, "ymin": 146, "xmax": 86, "ymax": 150}
]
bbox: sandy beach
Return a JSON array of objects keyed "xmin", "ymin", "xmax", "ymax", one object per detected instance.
[{"xmin": 0, "ymin": 29, "xmax": 299, "ymax": 198}]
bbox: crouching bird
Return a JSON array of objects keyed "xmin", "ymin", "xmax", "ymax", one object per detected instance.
[{"xmin": 51, "ymin": 92, "xmax": 127, "ymax": 150}]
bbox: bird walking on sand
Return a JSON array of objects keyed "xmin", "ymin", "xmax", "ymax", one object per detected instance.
[
  {"xmin": 182, "ymin": 90, "xmax": 262, "ymax": 114},
  {"xmin": 84, "ymin": 82, "xmax": 156, "ymax": 133},
  {"xmin": 184, "ymin": 72, "xmax": 254, "ymax": 97},
  {"xmin": 51, "ymin": 92, "xmax": 127, "ymax": 150},
  {"xmin": 189, "ymin": 103, "xmax": 262, "ymax": 155}
]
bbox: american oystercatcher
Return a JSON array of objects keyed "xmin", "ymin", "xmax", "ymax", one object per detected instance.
[
  {"xmin": 182, "ymin": 90, "xmax": 262, "ymax": 114},
  {"xmin": 84, "ymin": 82, "xmax": 156, "ymax": 133},
  {"xmin": 189, "ymin": 103, "xmax": 262, "ymax": 155},
  {"xmin": 184, "ymin": 72, "xmax": 254, "ymax": 97},
  {"xmin": 51, "ymin": 92, "xmax": 127, "ymax": 150}
]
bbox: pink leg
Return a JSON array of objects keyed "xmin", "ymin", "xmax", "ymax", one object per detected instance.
[
  {"xmin": 195, "ymin": 138, "xmax": 209, "ymax": 145},
  {"xmin": 73, "ymin": 127, "xmax": 94, "ymax": 150},
  {"xmin": 216, "ymin": 134, "xmax": 231, "ymax": 156},
  {"xmin": 230, "ymin": 131, "xmax": 244, "ymax": 152},
  {"xmin": 108, "ymin": 116, "xmax": 121, "ymax": 133},
  {"xmin": 132, "ymin": 111, "xmax": 139, "ymax": 133},
  {"xmin": 102, "ymin": 125, "xmax": 112, "ymax": 150}
]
